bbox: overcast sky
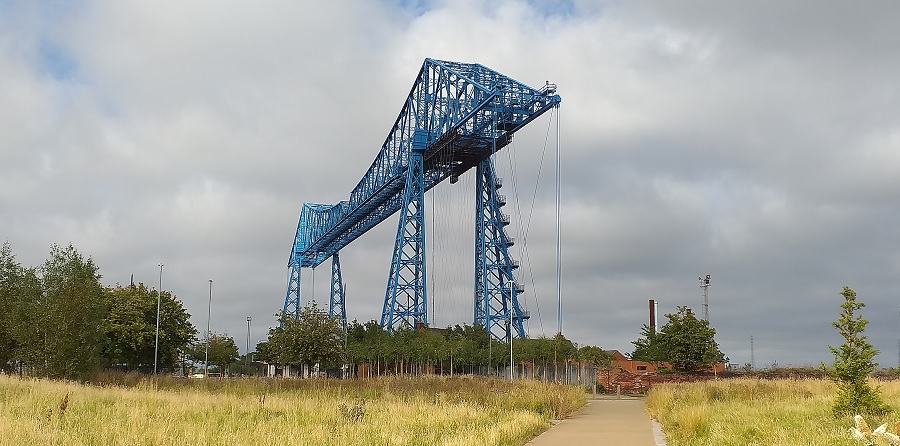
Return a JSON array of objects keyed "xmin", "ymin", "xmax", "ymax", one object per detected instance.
[{"xmin": 3, "ymin": 0, "xmax": 900, "ymax": 368}]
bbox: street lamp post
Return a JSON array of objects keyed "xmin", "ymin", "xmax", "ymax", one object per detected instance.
[
  {"xmin": 205, "ymin": 279, "xmax": 212, "ymax": 378},
  {"xmin": 246, "ymin": 316, "xmax": 252, "ymax": 375},
  {"xmin": 699, "ymin": 274, "xmax": 711, "ymax": 322},
  {"xmin": 508, "ymin": 317, "xmax": 513, "ymax": 381},
  {"xmin": 154, "ymin": 263, "xmax": 163, "ymax": 375}
]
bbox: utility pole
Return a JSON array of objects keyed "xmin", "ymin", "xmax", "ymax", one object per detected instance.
[
  {"xmin": 246, "ymin": 316, "xmax": 252, "ymax": 375},
  {"xmin": 205, "ymin": 279, "xmax": 212, "ymax": 377},
  {"xmin": 699, "ymin": 274, "xmax": 711, "ymax": 322},
  {"xmin": 154, "ymin": 263, "xmax": 163, "ymax": 375}
]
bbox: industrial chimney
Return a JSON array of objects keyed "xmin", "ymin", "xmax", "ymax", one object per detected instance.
[
  {"xmin": 654, "ymin": 300, "xmax": 659, "ymax": 332},
  {"xmin": 648, "ymin": 299, "xmax": 660, "ymax": 333}
]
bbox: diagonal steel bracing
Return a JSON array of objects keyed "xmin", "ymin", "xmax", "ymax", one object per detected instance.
[
  {"xmin": 283, "ymin": 58, "xmax": 559, "ymax": 334},
  {"xmin": 475, "ymin": 158, "xmax": 527, "ymax": 341},
  {"xmin": 381, "ymin": 148, "xmax": 427, "ymax": 331},
  {"xmin": 330, "ymin": 252, "xmax": 347, "ymax": 329}
]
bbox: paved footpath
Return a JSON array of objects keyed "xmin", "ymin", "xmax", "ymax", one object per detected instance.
[{"xmin": 524, "ymin": 396, "xmax": 665, "ymax": 446}]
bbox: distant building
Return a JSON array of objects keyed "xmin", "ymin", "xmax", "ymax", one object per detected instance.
[
  {"xmin": 605, "ymin": 350, "xmax": 670, "ymax": 373},
  {"xmin": 604, "ymin": 350, "xmax": 726, "ymax": 374}
]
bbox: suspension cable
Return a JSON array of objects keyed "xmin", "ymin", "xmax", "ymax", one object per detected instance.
[
  {"xmin": 555, "ymin": 105, "xmax": 561, "ymax": 335},
  {"xmin": 509, "ymin": 109, "xmax": 556, "ymax": 338}
]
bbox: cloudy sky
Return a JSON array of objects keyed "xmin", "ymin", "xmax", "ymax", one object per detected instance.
[{"xmin": 3, "ymin": 0, "xmax": 900, "ymax": 368}]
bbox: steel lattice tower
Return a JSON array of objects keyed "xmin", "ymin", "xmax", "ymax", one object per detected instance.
[
  {"xmin": 329, "ymin": 253, "xmax": 347, "ymax": 329},
  {"xmin": 381, "ymin": 147, "xmax": 427, "ymax": 330},
  {"xmin": 474, "ymin": 158, "xmax": 527, "ymax": 341}
]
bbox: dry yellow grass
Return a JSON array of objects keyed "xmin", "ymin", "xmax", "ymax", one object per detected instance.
[
  {"xmin": 0, "ymin": 374, "xmax": 585, "ymax": 446},
  {"xmin": 646, "ymin": 378, "xmax": 900, "ymax": 446}
]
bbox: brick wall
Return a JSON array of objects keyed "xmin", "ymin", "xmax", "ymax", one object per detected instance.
[{"xmin": 598, "ymin": 368, "xmax": 722, "ymax": 394}]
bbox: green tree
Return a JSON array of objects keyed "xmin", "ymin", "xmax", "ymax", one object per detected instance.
[
  {"xmin": 190, "ymin": 333, "xmax": 239, "ymax": 375},
  {"xmin": 447, "ymin": 324, "xmax": 490, "ymax": 372},
  {"xmin": 420, "ymin": 328, "xmax": 448, "ymax": 370},
  {"xmin": 346, "ymin": 320, "xmax": 392, "ymax": 374},
  {"xmin": 631, "ymin": 306, "xmax": 724, "ymax": 372},
  {"xmin": 254, "ymin": 340, "xmax": 272, "ymax": 363},
  {"xmin": 630, "ymin": 324, "xmax": 666, "ymax": 363},
  {"xmin": 100, "ymin": 284, "xmax": 197, "ymax": 372},
  {"xmin": 578, "ymin": 345, "xmax": 612, "ymax": 368},
  {"xmin": 827, "ymin": 286, "xmax": 889, "ymax": 416},
  {"xmin": 661, "ymin": 307, "xmax": 724, "ymax": 372},
  {"xmin": 0, "ymin": 243, "xmax": 24, "ymax": 371},
  {"xmin": 17, "ymin": 244, "xmax": 107, "ymax": 379},
  {"xmin": 266, "ymin": 302, "xmax": 345, "ymax": 376},
  {"xmin": 205, "ymin": 333, "xmax": 240, "ymax": 374},
  {"xmin": 552, "ymin": 332, "xmax": 577, "ymax": 360}
]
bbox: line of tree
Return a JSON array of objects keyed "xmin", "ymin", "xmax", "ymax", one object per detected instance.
[
  {"xmin": 0, "ymin": 242, "xmax": 611, "ymax": 380},
  {"xmin": 255, "ymin": 302, "xmax": 612, "ymax": 377},
  {"xmin": 0, "ymin": 242, "xmax": 205, "ymax": 380}
]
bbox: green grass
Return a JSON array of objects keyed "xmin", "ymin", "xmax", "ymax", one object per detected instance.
[
  {"xmin": 647, "ymin": 378, "xmax": 900, "ymax": 446},
  {"xmin": 0, "ymin": 374, "xmax": 585, "ymax": 446}
]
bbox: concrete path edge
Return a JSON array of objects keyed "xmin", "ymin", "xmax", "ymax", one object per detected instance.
[{"xmin": 652, "ymin": 419, "xmax": 668, "ymax": 446}]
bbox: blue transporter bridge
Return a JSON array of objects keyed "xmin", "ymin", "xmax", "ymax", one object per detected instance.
[{"xmin": 283, "ymin": 58, "xmax": 560, "ymax": 342}]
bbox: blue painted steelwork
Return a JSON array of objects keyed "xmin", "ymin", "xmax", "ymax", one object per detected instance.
[
  {"xmin": 330, "ymin": 253, "xmax": 347, "ymax": 329},
  {"xmin": 475, "ymin": 158, "xmax": 528, "ymax": 341},
  {"xmin": 283, "ymin": 58, "xmax": 560, "ymax": 331},
  {"xmin": 381, "ymin": 147, "xmax": 427, "ymax": 330},
  {"xmin": 283, "ymin": 261, "xmax": 300, "ymax": 320},
  {"xmin": 284, "ymin": 202, "xmax": 346, "ymax": 320}
]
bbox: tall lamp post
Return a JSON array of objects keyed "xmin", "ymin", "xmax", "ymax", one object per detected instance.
[
  {"xmin": 154, "ymin": 263, "xmax": 163, "ymax": 375},
  {"xmin": 204, "ymin": 279, "xmax": 212, "ymax": 377},
  {"xmin": 246, "ymin": 316, "xmax": 252, "ymax": 375},
  {"xmin": 699, "ymin": 274, "xmax": 711, "ymax": 322},
  {"xmin": 508, "ymin": 316, "xmax": 513, "ymax": 381}
]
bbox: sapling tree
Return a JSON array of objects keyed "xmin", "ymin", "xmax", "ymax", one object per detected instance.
[{"xmin": 828, "ymin": 286, "xmax": 889, "ymax": 416}]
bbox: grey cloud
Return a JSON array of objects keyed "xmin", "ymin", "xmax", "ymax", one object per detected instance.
[{"xmin": 3, "ymin": 0, "xmax": 900, "ymax": 368}]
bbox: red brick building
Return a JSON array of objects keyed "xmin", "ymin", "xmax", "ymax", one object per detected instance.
[
  {"xmin": 605, "ymin": 349, "xmax": 726, "ymax": 374},
  {"xmin": 606, "ymin": 350, "xmax": 671, "ymax": 373}
]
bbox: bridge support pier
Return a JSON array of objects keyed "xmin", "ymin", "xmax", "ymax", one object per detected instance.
[
  {"xmin": 283, "ymin": 259, "xmax": 302, "ymax": 320},
  {"xmin": 475, "ymin": 158, "xmax": 527, "ymax": 341},
  {"xmin": 330, "ymin": 252, "xmax": 347, "ymax": 330},
  {"xmin": 381, "ymin": 146, "xmax": 428, "ymax": 331}
]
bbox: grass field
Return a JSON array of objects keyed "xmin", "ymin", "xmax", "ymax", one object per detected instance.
[
  {"xmin": 0, "ymin": 374, "xmax": 585, "ymax": 446},
  {"xmin": 647, "ymin": 378, "xmax": 900, "ymax": 446}
]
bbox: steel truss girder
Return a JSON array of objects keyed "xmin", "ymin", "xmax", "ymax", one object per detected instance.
[
  {"xmin": 381, "ymin": 148, "xmax": 427, "ymax": 331},
  {"xmin": 286, "ymin": 59, "xmax": 560, "ymax": 270},
  {"xmin": 475, "ymin": 159, "xmax": 527, "ymax": 341},
  {"xmin": 330, "ymin": 252, "xmax": 347, "ymax": 329}
]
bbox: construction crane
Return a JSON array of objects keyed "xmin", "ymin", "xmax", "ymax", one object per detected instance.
[{"xmin": 284, "ymin": 58, "xmax": 560, "ymax": 341}]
